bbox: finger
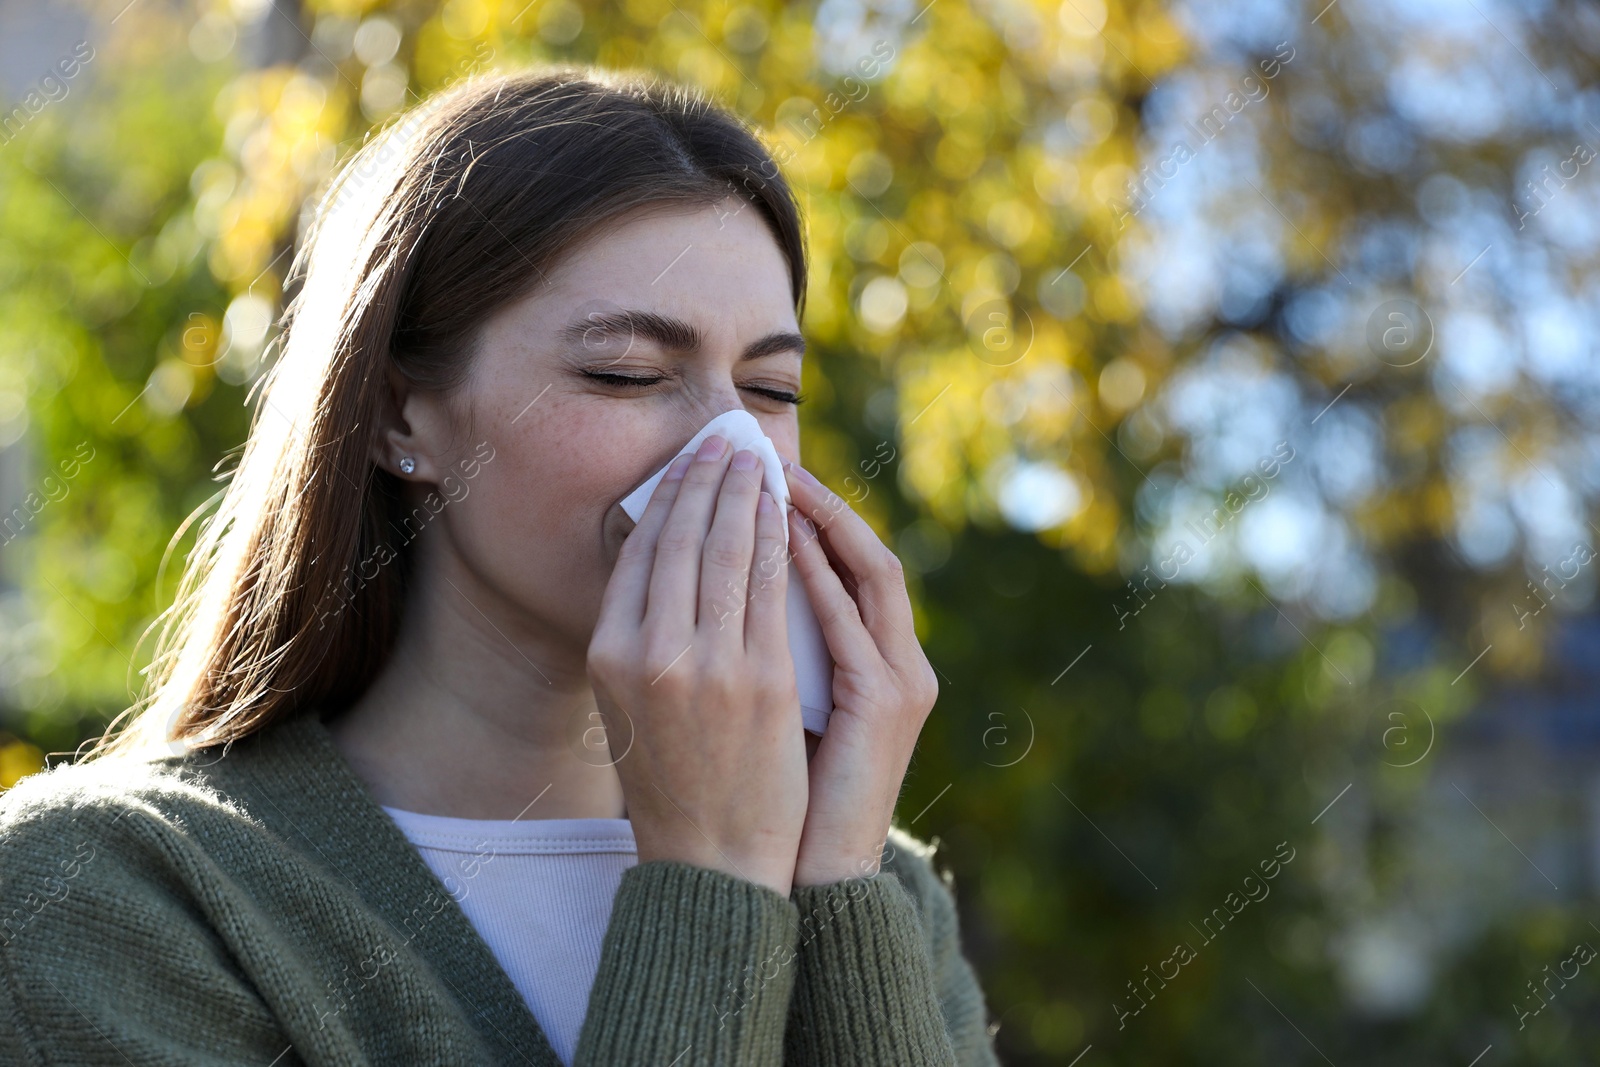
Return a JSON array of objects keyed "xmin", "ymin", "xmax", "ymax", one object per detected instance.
[
  {"xmin": 597, "ymin": 452, "xmax": 694, "ymax": 628},
  {"xmin": 645, "ymin": 434, "xmax": 732, "ymax": 633},
  {"xmin": 783, "ymin": 461, "xmax": 920, "ymax": 666},
  {"xmin": 697, "ymin": 449, "xmax": 763, "ymax": 637},
  {"xmin": 787, "ymin": 506, "xmax": 880, "ymax": 675},
  {"xmin": 744, "ymin": 490, "xmax": 790, "ymax": 655}
]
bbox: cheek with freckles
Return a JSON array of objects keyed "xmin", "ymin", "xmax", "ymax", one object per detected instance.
[{"xmin": 442, "ymin": 400, "xmax": 657, "ymax": 644}]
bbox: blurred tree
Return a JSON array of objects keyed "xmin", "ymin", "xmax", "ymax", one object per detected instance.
[{"xmin": 2, "ymin": 0, "xmax": 1598, "ymax": 1064}]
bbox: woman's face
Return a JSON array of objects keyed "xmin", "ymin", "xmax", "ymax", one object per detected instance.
[{"xmin": 403, "ymin": 196, "xmax": 805, "ymax": 658}]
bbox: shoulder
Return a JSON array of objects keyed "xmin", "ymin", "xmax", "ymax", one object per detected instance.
[
  {"xmin": 0, "ymin": 749, "xmax": 235, "ymax": 847},
  {"xmin": 880, "ymin": 824, "xmax": 957, "ymax": 907},
  {"xmin": 879, "ymin": 822, "xmax": 1001, "ymax": 1064},
  {"xmin": 0, "ymin": 748, "xmax": 249, "ymax": 918},
  {"xmin": 0, "ymin": 748, "xmax": 241, "ymax": 951},
  {"xmin": 879, "ymin": 822, "xmax": 964, "ymax": 944},
  {"xmin": 0, "ymin": 754, "xmax": 293, "ymax": 1064}
]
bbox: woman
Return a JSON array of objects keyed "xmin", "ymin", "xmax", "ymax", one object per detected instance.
[{"xmin": 0, "ymin": 67, "xmax": 999, "ymax": 1066}]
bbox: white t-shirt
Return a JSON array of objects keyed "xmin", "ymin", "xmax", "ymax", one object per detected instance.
[{"xmin": 380, "ymin": 807, "xmax": 638, "ymax": 1066}]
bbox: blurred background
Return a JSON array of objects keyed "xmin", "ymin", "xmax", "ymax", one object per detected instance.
[{"xmin": 0, "ymin": 0, "xmax": 1595, "ymax": 1062}]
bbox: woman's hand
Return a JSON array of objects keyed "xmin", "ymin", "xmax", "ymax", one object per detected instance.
[
  {"xmin": 782, "ymin": 460, "xmax": 940, "ymax": 887},
  {"xmin": 587, "ymin": 435, "xmax": 809, "ymax": 898}
]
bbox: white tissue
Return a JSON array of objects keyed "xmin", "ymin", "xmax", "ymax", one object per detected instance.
[{"xmin": 618, "ymin": 410, "xmax": 835, "ymax": 735}]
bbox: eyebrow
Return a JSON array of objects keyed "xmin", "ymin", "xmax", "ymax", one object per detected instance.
[{"xmin": 557, "ymin": 309, "xmax": 805, "ymax": 361}]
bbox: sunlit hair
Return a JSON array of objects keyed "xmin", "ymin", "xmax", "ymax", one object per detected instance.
[{"xmin": 85, "ymin": 64, "xmax": 807, "ymax": 761}]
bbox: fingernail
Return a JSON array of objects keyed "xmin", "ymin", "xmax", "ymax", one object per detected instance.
[
  {"xmin": 731, "ymin": 449, "xmax": 759, "ymax": 472},
  {"xmin": 663, "ymin": 453, "xmax": 694, "ymax": 481},
  {"xmin": 695, "ymin": 435, "xmax": 728, "ymax": 463},
  {"xmin": 791, "ymin": 509, "xmax": 816, "ymax": 537},
  {"xmin": 757, "ymin": 490, "xmax": 775, "ymax": 514},
  {"xmin": 785, "ymin": 460, "xmax": 821, "ymax": 487}
]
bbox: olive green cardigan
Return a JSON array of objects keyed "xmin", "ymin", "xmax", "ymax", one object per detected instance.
[{"xmin": 0, "ymin": 711, "xmax": 1000, "ymax": 1065}]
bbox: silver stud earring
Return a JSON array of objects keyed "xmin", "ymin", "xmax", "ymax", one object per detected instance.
[{"xmin": 399, "ymin": 457, "xmax": 416, "ymax": 475}]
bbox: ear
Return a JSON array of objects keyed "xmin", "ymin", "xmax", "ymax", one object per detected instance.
[{"xmin": 371, "ymin": 363, "xmax": 451, "ymax": 482}]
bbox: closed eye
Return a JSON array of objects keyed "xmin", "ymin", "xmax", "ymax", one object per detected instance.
[
  {"xmin": 583, "ymin": 371, "xmax": 664, "ymax": 390},
  {"xmin": 583, "ymin": 371, "xmax": 804, "ymax": 405},
  {"xmin": 744, "ymin": 385, "xmax": 805, "ymax": 406}
]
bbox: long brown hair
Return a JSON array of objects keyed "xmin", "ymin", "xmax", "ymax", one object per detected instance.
[{"xmin": 88, "ymin": 65, "xmax": 808, "ymax": 761}]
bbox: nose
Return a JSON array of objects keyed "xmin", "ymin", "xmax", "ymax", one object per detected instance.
[{"xmin": 671, "ymin": 383, "xmax": 748, "ymax": 438}]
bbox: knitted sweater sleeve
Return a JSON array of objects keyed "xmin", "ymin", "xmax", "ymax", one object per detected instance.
[
  {"xmin": 783, "ymin": 828, "xmax": 1001, "ymax": 1067},
  {"xmin": 574, "ymin": 860, "xmax": 803, "ymax": 1065}
]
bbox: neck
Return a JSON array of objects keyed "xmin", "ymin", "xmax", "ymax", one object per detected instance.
[{"xmin": 326, "ymin": 535, "xmax": 626, "ymax": 822}]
